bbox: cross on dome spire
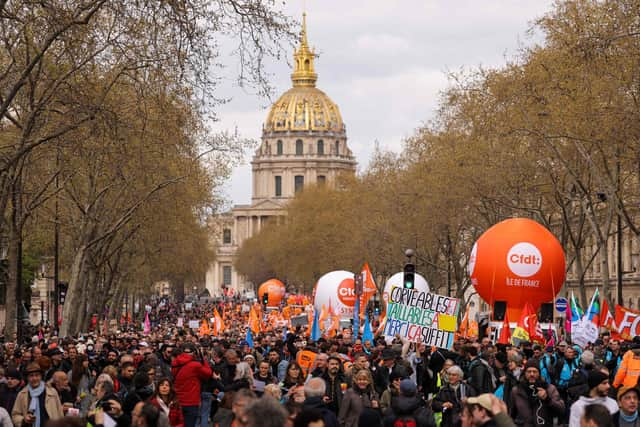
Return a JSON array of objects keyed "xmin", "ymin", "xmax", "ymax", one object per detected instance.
[{"xmin": 291, "ymin": 12, "xmax": 317, "ymax": 87}]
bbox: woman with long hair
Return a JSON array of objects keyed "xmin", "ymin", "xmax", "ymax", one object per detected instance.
[
  {"xmin": 281, "ymin": 362, "xmax": 305, "ymax": 397},
  {"xmin": 339, "ymin": 369, "xmax": 379, "ymax": 427},
  {"xmin": 68, "ymin": 354, "xmax": 93, "ymax": 416},
  {"xmin": 149, "ymin": 378, "xmax": 184, "ymax": 427}
]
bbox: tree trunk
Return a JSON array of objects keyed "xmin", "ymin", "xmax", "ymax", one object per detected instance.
[{"xmin": 60, "ymin": 244, "xmax": 89, "ymax": 336}]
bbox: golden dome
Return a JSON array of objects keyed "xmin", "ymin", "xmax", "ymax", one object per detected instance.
[{"xmin": 264, "ymin": 14, "xmax": 345, "ymax": 134}]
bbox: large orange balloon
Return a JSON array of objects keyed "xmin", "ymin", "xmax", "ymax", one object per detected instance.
[
  {"xmin": 468, "ymin": 218, "xmax": 565, "ymax": 320},
  {"xmin": 258, "ymin": 279, "xmax": 286, "ymax": 307}
]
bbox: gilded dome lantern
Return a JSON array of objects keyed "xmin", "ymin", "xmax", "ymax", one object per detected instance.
[{"xmin": 264, "ymin": 13, "xmax": 345, "ymax": 135}]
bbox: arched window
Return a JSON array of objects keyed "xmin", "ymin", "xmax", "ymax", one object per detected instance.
[
  {"xmin": 304, "ymin": 59, "xmax": 310, "ymax": 70},
  {"xmin": 335, "ymin": 141, "xmax": 340, "ymax": 155},
  {"xmin": 296, "ymin": 139, "xmax": 304, "ymax": 155},
  {"xmin": 276, "ymin": 140, "xmax": 283, "ymax": 155},
  {"xmin": 317, "ymin": 139, "xmax": 324, "ymax": 155}
]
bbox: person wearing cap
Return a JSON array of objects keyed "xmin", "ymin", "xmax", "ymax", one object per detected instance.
[
  {"xmin": 44, "ymin": 347, "xmax": 65, "ymax": 381},
  {"xmin": 380, "ymin": 370, "xmax": 404, "ymax": 416},
  {"xmin": 171, "ymin": 343, "xmax": 213, "ymax": 427},
  {"xmin": 11, "ymin": 362, "xmax": 64, "ymax": 427},
  {"xmin": 569, "ymin": 368, "xmax": 619, "ymax": 427},
  {"xmin": 463, "ymin": 393, "xmax": 517, "ymax": 427},
  {"xmin": 374, "ymin": 348, "xmax": 401, "ymax": 396},
  {"xmin": 509, "ymin": 358, "xmax": 564, "ymax": 426},
  {"xmin": 614, "ymin": 338, "xmax": 640, "ymax": 389},
  {"xmin": 0, "ymin": 367, "xmax": 22, "ymax": 413},
  {"xmin": 432, "ymin": 365, "xmax": 475, "ymax": 427},
  {"xmin": 383, "ymin": 378, "xmax": 435, "ymax": 427},
  {"xmin": 612, "ymin": 386, "xmax": 640, "ymax": 426}
]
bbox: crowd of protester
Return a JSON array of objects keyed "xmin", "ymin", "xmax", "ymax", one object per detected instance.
[{"xmin": 0, "ymin": 299, "xmax": 639, "ymax": 427}]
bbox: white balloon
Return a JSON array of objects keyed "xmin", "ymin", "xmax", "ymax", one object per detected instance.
[
  {"xmin": 382, "ymin": 272, "xmax": 430, "ymax": 308},
  {"xmin": 313, "ymin": 270, "xmax": 355, "ymax": 318}
]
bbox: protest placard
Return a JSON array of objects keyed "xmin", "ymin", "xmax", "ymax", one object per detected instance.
[
  {"xmin": 383, "ymin": 286, "xmax": 460, "ymax": 349},
  {"xmin": 188, "ymin": 320, "xmax": 199, "ymax": 329}
]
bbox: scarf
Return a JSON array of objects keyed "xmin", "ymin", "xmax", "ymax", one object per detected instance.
[
  {"xmin": 28, "ymin": 382, "xmax": 46, "ymax": 427},
  {"xmin": 621, "ymin": 411, "xmax": 639, "ymax": 423},
  {"xmin": 156, "ymin": 397, "xmax": 170, "ymax": 415}
]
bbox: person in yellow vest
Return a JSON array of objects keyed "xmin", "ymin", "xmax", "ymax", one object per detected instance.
[{"xmin": 613, "ymin": 337, "xmax": 640, "ymax": 388}]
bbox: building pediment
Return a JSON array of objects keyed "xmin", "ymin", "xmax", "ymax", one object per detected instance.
[{"xmin": 233, "ymin": 198, "xmax": 286, "ymax": 214}]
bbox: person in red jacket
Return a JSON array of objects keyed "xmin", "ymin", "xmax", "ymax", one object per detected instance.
[
  {"xmin": 171, "ymin": 343, "xmax": 212, "ymax": 427},
  {"xmin": 150, "ymin": 378, "xmax": 184, "ymax": 427}
]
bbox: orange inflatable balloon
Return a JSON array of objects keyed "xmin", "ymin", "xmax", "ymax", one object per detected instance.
[
  {"xmin": 258, "ymin": 279, "xmax": 286, "ymax": 307},
  {"xmin": 468, "ymin": 218, "xmax": 565, "ymax": 321}
]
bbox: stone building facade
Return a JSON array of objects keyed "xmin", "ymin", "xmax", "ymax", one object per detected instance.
[{"xmin": 205, "ymin": 15, "xmax": 357, "ymax": 296}]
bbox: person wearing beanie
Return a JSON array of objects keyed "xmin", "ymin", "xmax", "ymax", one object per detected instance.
[
  {"xmin": 509, "ymin": 358, "xmax": 564, "ymax": 427},
  {"xmin": 380, "ymin": 370, "xmax": 403, "ymax": 415},
  {"xmin": 383, "ymin": 378, "xmax": 435, "ymax": 427},
  {"xmin": 569, "ymin": 369, "xmax": 619, "ymax": 427},
  {"xmin": 612, "ymin": 386, "xmax": 640, "ymax": 427}
]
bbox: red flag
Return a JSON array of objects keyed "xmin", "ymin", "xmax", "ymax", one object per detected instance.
[
  {"xmin": 498, "ymin": 312, "xmax": 511, "ymax": 344},
  {"xmin": 600, "ymin": 299, "xmax": 616, "ymax": 329},
  {"xmin": 527, "ymin": 304, "xmax": 545, "ymax": 344}
]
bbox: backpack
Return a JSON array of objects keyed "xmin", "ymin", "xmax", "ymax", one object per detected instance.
[{"xmin": 394, "ymin": 416, "xmax": 417, "ymax": 427}]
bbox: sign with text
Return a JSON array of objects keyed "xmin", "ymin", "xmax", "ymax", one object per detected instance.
[
  {"xmin": 384, "ymin": 287, "xmax": 460, "ymax": 349},
  {"xmin": 615, "ymin": 304, "xmax": 640, "ymax": 340},
  {"xmin": 290, "ymin": 315, "xmax": 309, "ymax": 327}
]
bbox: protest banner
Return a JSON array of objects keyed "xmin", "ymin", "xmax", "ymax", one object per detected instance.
[
  {"xmin": 571, "ymin": 318, "xmax": 599, "ymax": 348},
  {"xmin": 615, "ymin": 304, "xmax": 640, "ymax": 340},
  {"xmin": 188, "ymin": 320, "xmax": 199, "ymax": 329},
  {"xmin": 383, "ymin": 286, "xmax": 460, "ymax": 349}
]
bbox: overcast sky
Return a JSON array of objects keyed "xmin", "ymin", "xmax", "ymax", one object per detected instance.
[{"xmin": 213, "ymin": 1, "xmax": 555, "ymax": 206}]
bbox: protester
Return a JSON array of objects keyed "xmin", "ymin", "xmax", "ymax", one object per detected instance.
[
  {"xmin": 245, "ymin": 396, "xmax": 289, "ymax": 427},
  {"xmin": 302, "ymin": 377, "xmax": 338, "ymax": 427},
  {"xmin": 12, "ymin": 362, "xmax": 64, "ymax": 427},
  {"xmin": 339, "ymin": 369, "xmax": 379, "ymax": 427},
  {"xmin": 171, "ymin": 343, "xmax": 213, "ymax": 427},
  {"xmin": 463, "ymin": 394, "xmax": 518, "ymax": 427},
  {"xmin": 322, "ymin": 356, "xmax": 348, "ymax": 415},
  {"xmin": 612, "ymin": 386, "xmax": 639, "ymax": 427},
  {"xmin": 569, "ymin": 369, "xmax": 619, "ymax": 427},
  {"xmin": 580, "ymin": 404, "xmax": 615, "ymax": 427},
  {"xmin": 432, "ymin": 365, "xmax": 475, "ymax": 427},
  {"xmin": 383, "ymin": 379, "xmax": 435, "ymax": 427},
  {"xmin": 0, "ymin": 367, "xmax": 21, "ymax": 413},
  {"xmin": 465, "ymin": 345, "xmax": 495, "ymax": 395},
  {"xmin": 614, "ymin": 338, "xmax": 640, "ymax": 389},
  {"xmin": 380, "ymin": 371, "xmax": 403, "ymax": 415},
  {"xmin": 150, "ymin": 378, "xmax": 185, "ymax": 427},
  {"xmin": 509, "ymin": 359, "xmax": 565, "ymax": 426}
]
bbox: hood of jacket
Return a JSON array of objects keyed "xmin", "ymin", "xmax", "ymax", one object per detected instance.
[
  {"xmin": 391, "ymin": 395, "xmax": 423, "ymax": 415},
  {"xmin": 172, "ymin": 353, "xmax": 194, "ymax": 368}
]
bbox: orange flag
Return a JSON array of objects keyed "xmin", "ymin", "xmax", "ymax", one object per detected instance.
[
  {"xmin": 213, "ymin": 309, "xmax": 224, "ymax": 335},
  {"xmin": 249, "ymin": 307, "xmax": 261, "ymax": 334},
  {"xmin": 459, "ymin": 305, "xmax": 470, "ymax": 338},
  {"xmin": 498, "ymin": 312, "xmax": 511, "ymax": 344},
  {"xmin": 199, "ymin": 319, "xmax": 210, "ymax": 337}
]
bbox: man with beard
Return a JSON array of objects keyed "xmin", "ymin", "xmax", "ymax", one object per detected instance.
[
  {"xmin": 509, "ymin": 359, "xmax": 565, "ymax": 426},
  {"xmin": 158, "ymin": 344, "xmax": 174, "ymax": 380},
  {"xmin": 569, "ymin": 369, "xmax": 619, "ymax": 427},
  {"xmin": 322, "ymin": 356, "xmax": 348, "ymax": 415}
]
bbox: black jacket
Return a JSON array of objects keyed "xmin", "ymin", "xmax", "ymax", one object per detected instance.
[
  {"xmin": 384, "ymin": 395, "xmax": 436, "ymax": 427},
  {"xmin": 467, "ymin": 357, "xmax": 494, "ymax": 394},
  {"xmin": 322, "ymin": 371, "xmax": 348, "ymax": 414},
  {"xmin": 432, "ymin": 383, "xmax": 476, "ymax": 427},
  {"xmin": 303, "ymin": 396, "xmax": 339, "ymax": 427}
]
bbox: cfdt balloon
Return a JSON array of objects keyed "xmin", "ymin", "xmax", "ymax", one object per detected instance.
[
  {"xmin": 468, "ymin": 218, "xmax": 565, "ymax": 320},
  {"xmin": 313, "ymin": 270, "xmax": 377, "ymax": 318},
  {"xmin": 382, "ymin": 272, "xmax": 430, "ymax": 310},
  {"xmin": 258, "ymin": 279, "xmax": 286, "ymax": 307}
]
